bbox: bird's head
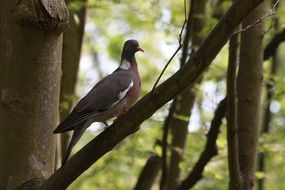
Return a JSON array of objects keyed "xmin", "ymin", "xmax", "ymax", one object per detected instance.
[{"xmin": 121, "ymin": 39, "xmax": 144, "ymax": 59}]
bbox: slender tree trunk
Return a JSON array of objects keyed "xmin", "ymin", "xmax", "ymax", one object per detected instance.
[
  {"xmin": 166, "ymin": 1, "xmax": 207, "ymax": 189},
  {"xmin": 257, "ymin": 53, "xmax": 278, "ymax": 190},
  {"xmin": 59, "ymin": 0, "xmax": 87, "ymax": 166},
  {"xmin": 257, "ymin": 35, "xmax": 279, "ymax": 190},
  {"xmin": 227, "ymin": 22, "xmax": 242, "ymax": 190},
  {"xmin": 36, "ymin": 1, "xmax": 264, "ymax": 188},
  {"xmin": 134, "ymin": 155, "xmax": 161, "ymax": 190},
  {"xmin": 0, "ymin": 0, "xmax": 68, "ymax": 189},
  {"xmin": 237, "ymin": 2, "xmax": 265, "ymax": 189}
]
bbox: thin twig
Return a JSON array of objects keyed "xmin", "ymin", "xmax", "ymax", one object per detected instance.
[
  {"xmin": 232, "ymin": 0, "xmax": 279, "ymax": 36},
  {"xmin": 180, "ymin": 0, "xmax": 195, "ymax": 66},
  {"xmin": 151, "ymin": 0, "xmax": 187, "ymax": 93}
]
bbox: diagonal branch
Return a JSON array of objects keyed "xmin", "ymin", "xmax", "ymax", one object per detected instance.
[
  {"xmin": 177, "ymin": 98, "xmax": 227, "ymax": 190},
  {"xmin": 36, "ymin": 1, "xmax": 264, "ymax": 189},
  {"xmin": 263, "ymin": 28, "xmax": 285, "ymax": 60}
]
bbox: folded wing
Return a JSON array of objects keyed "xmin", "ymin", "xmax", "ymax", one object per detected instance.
[{"xmin": 54, "ymin": 71, "xmax": 133, "ymax": 133}]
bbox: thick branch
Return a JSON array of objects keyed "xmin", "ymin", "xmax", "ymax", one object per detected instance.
[
  {"xmin": 37, "ymin": 1, "xmax": 263, "ymax": 189},
  {"xmin": 263, "ymin": 28, "xmax": 285, "ymax": 60},
  {"xmin": 177, "ymin": 98, "xmax": 226, "ymax": 190}
]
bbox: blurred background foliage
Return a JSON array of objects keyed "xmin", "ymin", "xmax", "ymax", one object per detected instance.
[{"xmin": 64, "ymin": 0, "xmax": 285, "ymax": 189}]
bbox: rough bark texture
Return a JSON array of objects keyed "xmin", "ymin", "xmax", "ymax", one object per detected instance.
[
  {"xmin": 237, "ymin": 3, "xmax": 264, "ymax": 190},
  {"xmin": 0, "ymin": 0, "xmax": 68, "ymax": 189},
  {"xmin": 36, "ymin": 1, "xmax": 264, "ymax": 189},
  {"xmin": 59, "ymin": 0, "xmax": 87, "ymax": 166},
  {"xmin": 134, "ymin": 155, "xmax": 161, "ymax": 190},
  {"xmin": 167, "ymin": 1, "xmax": 207, "ymax": 189},
  {"xmin": 227, "ymin": 25, "xmax": 242, "ymax": 190}
]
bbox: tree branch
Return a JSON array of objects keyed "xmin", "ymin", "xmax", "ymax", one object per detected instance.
[
  {"xmin": 232, "ymin": 0, "xmax": 279, "ymax": 36},
  {"xmin": 263, "ymin": 28, "xmax": 285, "ymax": 61},
  {"xmin": 36, "ymin": 1, "xmax": 264, "ymax": 189},
  {"xmin": 151, "ymin": 0, "xmax": 187, "ymax": 92},
  {"xmin": 177, "ymin": 98, "xmax": 227, "ymax": 190}
]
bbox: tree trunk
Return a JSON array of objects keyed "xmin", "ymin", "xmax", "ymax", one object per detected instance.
[
  {"xmin": 36, "ymin": 1, "xmax": 264, "ymax": 188},
  {"xmin": 166, "ymin": 1, "xmax": 207, "ymax": 189},
  {"xmin": 0, "ymin": 0, "xmax": 68, "ymax": 189},
  {"xmin": 134, "ymin": 155, "xmax": 161, "ymax": 190},
  {"xmin": 227, "ymin": 23, "xmax": 242, "ymax": 190},
  {"xmin": 237, "ymin": 2, "xmax": 264, "ymax": 189},
  {"xmin": 59, "ymin": 0, "xmax": 87, "ymax": 166},
  {"xmin": 257, "ymin": 19, "xmax": 280, "ymax": 189}
]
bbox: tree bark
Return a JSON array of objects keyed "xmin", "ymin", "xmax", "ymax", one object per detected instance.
[
  {"xmin": 227, "ymin": 24, "xmax": 242, "ymax": 190},
  {"xmin": 36, "ymin": 1, "xmax": 264, "ymax": 189},
  {"xmin": 59, "ymin": 0, "xmax": 87, "ymax": 166},
  {"xmin": 237, "ymin": 2, "xmax": 265, "ymax": 189},
  {"xmin": 167, "ymin": 0, "xmax": 207, "ymax": 189},
  {"xmin": 134, "ymin": 155, "xmax": 161, "ymax": 190},
  {"xmin": 257, "ymin": 19, "xmax": 280, "ymax": 190},
  {"xmin": 0, "ymin": 0, "xmax": 68, "ymax": 189}
]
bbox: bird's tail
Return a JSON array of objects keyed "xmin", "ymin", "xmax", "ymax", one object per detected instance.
[{"xmin": 62, "ymin": 123, "xmax": 87, "ymax": 166}]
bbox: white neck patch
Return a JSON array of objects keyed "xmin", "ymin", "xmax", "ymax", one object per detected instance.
[{"xmin": 120, "ymin": 59, "xmax": 131, "ymax": 70}]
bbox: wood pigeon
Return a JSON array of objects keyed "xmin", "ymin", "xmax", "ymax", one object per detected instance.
[{"xmin": 54, "ymin": 39, "xmax": 143, "ymax": 165}]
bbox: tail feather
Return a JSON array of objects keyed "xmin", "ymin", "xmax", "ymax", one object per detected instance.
[{"xmin": 62, "ymin": 123, "xmax": 87, "ymax": 166}]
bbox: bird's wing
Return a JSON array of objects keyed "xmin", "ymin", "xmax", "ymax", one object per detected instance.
[{"xmin": 54, "ymin": 71, "xmax": 133, "ymax": 133}]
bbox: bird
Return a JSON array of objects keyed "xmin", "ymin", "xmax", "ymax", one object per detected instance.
[{"xmin": 54, "ymin": 39, "xmax": 143, "ymax": 165}]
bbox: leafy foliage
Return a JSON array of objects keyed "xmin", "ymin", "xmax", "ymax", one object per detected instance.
[{"xmin": 67, "ymin": 0, "xmax": 285, "ymax": 189}]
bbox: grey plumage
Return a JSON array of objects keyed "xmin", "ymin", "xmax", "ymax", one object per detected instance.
[{"xmin": 54, "ymin": 39, "xmax": 143, "ymax": 165}]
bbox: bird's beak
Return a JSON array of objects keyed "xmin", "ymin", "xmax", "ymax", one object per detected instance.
[{"xmin": 136, "ymin": 46, "xmax": 144, "ymax": 52}]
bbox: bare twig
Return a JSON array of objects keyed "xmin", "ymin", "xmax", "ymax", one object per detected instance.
[
  {"xmin": 232, "ymin": 0, "xmax": 279, "ymax": 36},
  {"xmin": 151, "ymin": 0, "xmax": 187, "ymax": 93},
  {"xmin": 180, "ymin": 0, "xmax": 195, "ymax": 66},
  {"xmin": 159, "ymin": 2, "xmax": 188, "ymax": 189},
  {"xmin": 151, "ymin": 46, "xmax": 183, "ymax": 94}
]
